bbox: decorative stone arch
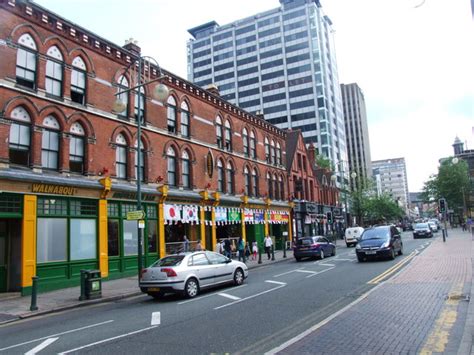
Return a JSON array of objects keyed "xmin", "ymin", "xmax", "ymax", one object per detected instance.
[
  {"xmin": 66, "ymin": 113, "xmax": 95, "ymax": 139},
  {"xmin": 132, "ymin": 131, "xmax": 151, "ymax": 152},
  {"xmin": 69, "ymin": 48, "xmax": 95, "ymax": 74},
  {"xmin": 38, "ymin": 105, "xmax": 67, "ymax": 131},
  {"xmin": 162, "ymin": 140, "xmax": 180, "ymax": 158},
  {"xmin": 43, "ymin": 35, "xmax": 69, "ymax": 61},
  {"xmin": 9, "ymin": 24, "xmax": 42, "ymax": 48},
  {"xmin": 178, "ymin": 143, "xmax": 196, "ymax": 163},
  {"xmin": 110, "ymin": 125, "xmax": 133, "ymax": 147},
  {"xmin": 2, "ymin": 96, "xmax": 39, "ymax": 122},
  {"xmin": 179, "ymin": 95, "xmax": 192, "ymax": 114},
  {"xmin": 252, "ymin": 165, "xmax": 261, "ymax": 178}
]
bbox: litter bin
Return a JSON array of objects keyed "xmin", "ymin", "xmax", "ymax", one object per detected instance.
[{"xmin": 81, "ymin": 269, "xmax": 102, "ymax": 300}]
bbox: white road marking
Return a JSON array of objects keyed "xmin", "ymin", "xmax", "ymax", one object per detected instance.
[
  {"xmin": 295, "ymin": 269, "xmax": 318, "ymax": 275},
  {"xmin": 24, "ymin": 338, "xmax": 58, "ymax": 355},
  {"xmin": 319, "ymin": 263, "xmax": 335, "ymax": 267},
  {"xmin": 274, "ymin": 269, "xmax": 303, "ymax": 277},
  {"xmin": 177, "ymin": 284, "xmax": 247, "ymax": 304},
  {"xmin": 0, "ymin": 320, "xmax": 114, "ymax": 351},
  {"xmin": 58, "ymin": 326, "xmax": 157, "ymax": 354},
  {"xmin": 151, "ymin": 312, "xmax": 161, "ymax": 326},
  {"xmin": 218, "ymin": 293, "xmax": 241, "ymax": 301},
  {"xmin": 305, "ymin": 267, "xmax": 335, "ymax": 278},
  {"xmin": 214, "ymin": 283, "xmax": 286, "ymax": 310},
  {"xmin": 333, "ymin": 258, "xmax": 353, "ymax": 261},
  {"xmin": 265, "ymin": 280, "xmax": 287, "ymax": 285}
]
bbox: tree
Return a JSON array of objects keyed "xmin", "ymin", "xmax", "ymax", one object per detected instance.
[
  {"xmin": 364, "ymin": 194, "xmax": 404, "ymax": 225},
  {"xmin": 315, "ymin": 154, "xmax": 332, "ymax": 170}
]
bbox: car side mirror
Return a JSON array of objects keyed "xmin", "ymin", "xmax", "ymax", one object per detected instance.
[{"xmin": 225, "ymin": 258, "xmax": 232, "ymax": 263}]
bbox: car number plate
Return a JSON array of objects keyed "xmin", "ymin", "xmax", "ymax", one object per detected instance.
[
  {"xmin": 365, "ymin": 251, "xmax": 376, "ymax": 255},
  {"xmin": 148, "ymin": 287, "xmax": 160, "ymax": 292},
  {"xmin": 299, "ymin": 247, "xmax": 308, "ymax": 250}
]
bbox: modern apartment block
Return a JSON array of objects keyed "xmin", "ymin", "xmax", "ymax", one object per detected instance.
[
  {"xmin": 340, "ymin": 83, "xmax": 372, "ymax": 189},
  {"xmin": 187, "ymin": 0, "xmax": 348, "ymax": 175},
  {"xmin": 372, "ymin": 158, "xmax": 410, "ymax": 214}
]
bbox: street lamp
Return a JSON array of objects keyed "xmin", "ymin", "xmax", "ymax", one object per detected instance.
[{"xmin": 113, "ymin": 54, "xmax": 169, "ymax": 282}]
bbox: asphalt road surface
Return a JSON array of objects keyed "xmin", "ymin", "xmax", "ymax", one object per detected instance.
[{"xmin": 0, "ymin": 231, "xmax": 435, "ymax": 354}]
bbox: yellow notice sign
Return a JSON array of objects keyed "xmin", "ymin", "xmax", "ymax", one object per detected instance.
[{"xmin": 127, "ymin": 210, "xmax": 146, "ymax": 220}]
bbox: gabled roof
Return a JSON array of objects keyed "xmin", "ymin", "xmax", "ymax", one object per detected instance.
[{"xmin": 285, "ymin": 130, "xmax": 301, "ymax": 173}]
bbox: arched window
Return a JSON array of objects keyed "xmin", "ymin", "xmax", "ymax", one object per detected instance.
[
  {"xmin": 116, "ymin": 75, "xmax": 129, "ymax": 119},
  {"xmin": 134, "ymin": 139, "xmax": 145, "ymax": 182},
  {"xmin": 182, "ymin": 150, "xmax": 191, "ymax": 189},
  {"xmin": 270, "ymin": 140, "xmax": 276, "ymax": 165},
  {"xmin": 242, "ymin": 128, "xmax": 249, "ymax": 157},
  {"xmin": 244, "ymin": 166, "xmax": 250, "ymax": 195},
  {"xmin": 226, "ymin": 161, "xmax": 234, "ymax": 194},
  {"xmin": 41, "ymin": 116, "xmax": 60, "ymax": 170},
  {"xmin": 267, "ymin": 172, "xmax": 273, "ymax": 199},
  {"xmin": 71, "ymin": 57, "xmax": 86, "ymax": 104},
  {"xmin": 45, "ymin": 46, "xmax": 63, "ymax": 97},
  {"xmin": 273, "ymin": 174, "xmax": 278, "ymax": 200},
  {"xmin": 69, "ymin": 122, "xmax": 85, "ymax": 174},
  {"xmin": 250, "ymin": 131, "xmax": 257, "ymax": 159},
  {"xmin": 215, "ymin": 116, "xmax": 223, "ymax": 148},
  {"xmin": 134, "ymin": 86, "xmax": 145, "ymax": 123},
  {"xmin": 9, "ymin": 106, "xmax": 31, "ymax": 166},
  {"xmin": 167, "ymin": 96, "xmax": 177, "ymax": 133},
  {"xmin": 276, "ymin": 142, "xmax": 282, "ymax": 165},
  {"xmin": 16, "ymin": 34, "xmax": 37, "ymax": 89},
  {"xmin": 252, "ymin": 168, "xmax": 259, "ymax": 197},
  {"xmin": 115, "ymin": 134, "xmax": 127, "ymax": 179},
  {"xmin": 224, "ymin": 120, "xmax": 232, "ymax": 151},
  {"xmin": 264, "ymin": 137, "xmax": 270, "ymax": 163},
  {"xmin": 180, "ymin": 101, "xmax": 190, "ymax": 137},
  {"xmin": 167, "ymin": 147, "xmax": 177, "ymax": 186},
  {"xmin": 279, "ymin": 175, "xmax": 285, "ymax": 200},
  {"xmin": 217, "ymin": 159, "xmax": 224, "ymax": 192}
]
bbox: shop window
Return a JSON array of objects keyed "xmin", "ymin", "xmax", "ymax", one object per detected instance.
[
  {"xmin": 16, "ymin": 33, "xmax": 37, "ymax": 89},
  {"xmin": 9, "ymin": 106, "xmax": 31, "ymax": 166},
  {"xmin": 0, "ymin": 194, "xmax": 22, "ymax": 214},
  {"xmin": 70, "ymin": 219, "xmax": 96, "ymax": 260},
  {"xmin": 71, "ymin": 57, "xmax": 86, "ymax": 104},
  {"xmin": 115, "ymin": 134, "xmax": 127, "ymax": 179},
  {"xmin": 167, "ymin": 96, "xmax": 177, "ymax": 133},
  {"xmin": 107, "ymin": 219, "xmax": 120, "ymax": 257},
  {"xmin": 45, "ymin": 46, "xmax": 63, "ymax": 97},
  {"xmin": 147, "ymin": 205, "xmax": 158, "ymax": 253},
  {"xmin": 167, "ymin": 147, "xmax": 177, "ymax": 186},
  {"xmin": 134, "ymin": 86, "xmax": 145, "ymax": 123},
  {"xmin": 70, "ymin": 199, "xmax": 97, "ymax": 216},
  {"xmin": 180, "ymin": 101, "xmax": 190, "ymax": 137},
  {"xmin": 69, "ymin": 122, "xmax": 85, "ymax": 174},
  {"xmin": 37, "ymin": 218, "xmax": 67, "ymax": 263},
  {"xmin": 123, "ymin": 220, "xmax": 138, "ymax": 256}
]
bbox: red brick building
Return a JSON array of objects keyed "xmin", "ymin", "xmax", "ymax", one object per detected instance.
[{"xmin": 0, "ymin": 0, "xmax": 291, "ymax": 293}]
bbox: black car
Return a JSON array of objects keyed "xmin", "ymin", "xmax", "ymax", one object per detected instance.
[
  {"xmin": 356, "ymin": 225, "xmax": 403, "ymax": 262},
  {"xmin": 294, "ymin": 236, "xmax": 336, "ymax": 261},
  {"xmin": 413, "ymin": 223, "xmax": 433, "ymax": 238}
]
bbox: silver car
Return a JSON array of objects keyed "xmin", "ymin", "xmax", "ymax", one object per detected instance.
[{"xmin": 139, "ymin": 251, "xmax": 249, "ymax": 299}]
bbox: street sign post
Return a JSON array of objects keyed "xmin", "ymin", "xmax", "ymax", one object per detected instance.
[{"xmin": 127, "ymin": 210, "xmax": 146, "ymax": 220}]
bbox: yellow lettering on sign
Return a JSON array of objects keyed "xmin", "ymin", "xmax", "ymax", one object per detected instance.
[{"xmin": 31, "ymin": 184, "xmax": 76, "ymax": 196}]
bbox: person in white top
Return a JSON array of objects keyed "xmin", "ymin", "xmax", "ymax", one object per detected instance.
[{"xmin": 264, "ymin": 235, "xmax": 273, "ymax": 260}]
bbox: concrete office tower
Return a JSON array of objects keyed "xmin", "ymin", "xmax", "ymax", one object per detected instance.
[
  {"xmin": 371, "ymin": 158, "xmax": 410, "ymax": 214},
  {"xmin": 187, "ymin": 0, "xmax": 347, "ymax": 173},
  {"xmin": 340, "ymin": 83, "xmax": 372, "ymax": 188}
]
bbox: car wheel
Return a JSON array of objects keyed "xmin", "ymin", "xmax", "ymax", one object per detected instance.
[
  {"xmin": 398, "ymin": 244, "xmax": 403, "ymax": 255},
  {"xmin": 150, "ymin": 291, "xmax": 165, "ymax": 300},
  {"xmin": 357, "ymin": 255, "xmax": 364, "ymax": 262},
  {"xmin": 346, "ymin": 243, "xmax": 351, "ymax": 247},
  {"xmin": 389, "ymin": 248, "xmax": 396, "ymax": 260},
  {"xmin": 234, "ymin": 268, "xmax": 244, "ymax": 286},
  {"xmin": 184, "ymin": 278, "xmax": 199, "ymax": 298},
  {"xmin": 295, "ymin": 257, "xmax": 301, "ymax": 262},
  {"xmin": 320, "ymin": 250, "xmax": 325, "ymax": 260}
]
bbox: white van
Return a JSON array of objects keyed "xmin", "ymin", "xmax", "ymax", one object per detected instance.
[{"xmin": 345, "ymin": 227, "xmax": 364, "ymax": 247}]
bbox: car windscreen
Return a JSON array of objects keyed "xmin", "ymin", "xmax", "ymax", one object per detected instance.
[
  {"xmin": 360, "ymin": 228, "xmax": 389, "ymax": 241},
  {"xmin": 297, "ymin": 237, "xmax": 316, "ymax": 246},
  {"xmin": 151, "ymin": 255, "xmax": 184, "ymax": 267},
  {"xmin": 415, "ymin": 223, "xmax": 428, "ymax": 229}
]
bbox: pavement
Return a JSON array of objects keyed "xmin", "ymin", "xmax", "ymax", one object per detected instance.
[
  {"xmin": 271, "ymin": 227, "xmax": 474, "ymax": 355},
  {"xmin": 0, "ymin": 247, "xmax": 296, "ymax": 325}
]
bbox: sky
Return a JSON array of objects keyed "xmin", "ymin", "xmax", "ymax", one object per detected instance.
[{"xmin": 35, "ymin": 0, "xmax": 474, "ymax": 192}]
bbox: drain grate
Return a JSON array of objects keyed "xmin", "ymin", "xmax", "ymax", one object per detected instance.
[{"xmin": 0, "ymin": 313, "xmax": 19, "ymax": 323}]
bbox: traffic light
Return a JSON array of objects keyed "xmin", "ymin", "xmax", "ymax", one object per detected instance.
[
  {"xmin": 439, "ymin": 198, "xmax": 446, "ymax": 213},
  {"xmin": 327, "ymin": 211, "xmax": 333, "ymax": 224}
]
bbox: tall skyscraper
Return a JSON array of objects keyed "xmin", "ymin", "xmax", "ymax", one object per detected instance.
[
  {"xmin": 187, "ymin": 0, "xmax": 347, "ymax": 175},
  {"xmin": 371, "ymin": 158, "xmax": 410, "ymax": 214},
  {"xmin": 340, "ymin": 83, "xmax": 372, "ymax": 189}
]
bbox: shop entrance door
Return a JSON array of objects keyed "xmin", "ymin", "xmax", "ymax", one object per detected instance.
[{"xmin": 0, "ymin": 221, "xmax": 8, "ymax": 292}]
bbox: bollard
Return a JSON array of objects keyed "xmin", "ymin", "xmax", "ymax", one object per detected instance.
[
  {"xmin": 271, "ymin": 244, "xmax": 275, "ymax": 261},
  {"xmin": 79, "ymin": 269, "xmax": 87, "ymax": 301},
  {"xmin": 442, "ymin": 229, "xmax": 446, "ymax": 242},
  {"xmin": 283, "ymin": 239, "xmax": 287, "ymax": 258},
  {"xmin": 30, "ymin": 276, "xmax": 39, "ymax": 311},
  {"xmin": 258, "ymin": 246, "xmax": 262, "ymax": 264}
]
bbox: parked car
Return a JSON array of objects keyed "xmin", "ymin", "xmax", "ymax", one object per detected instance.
[
  {"xmin": 139, "ymin": 251, "xmax": 248, "ymax": 299},
  {"xmin": 356, "ymin": 225, "xmax": 403, "ymax": 262},
  {"xmin": 345, "ymin": 226, "xmax": 364, "ymax": 247},
  {"xmin": 294, "ymin": 236, "xmax": 336, "ymax": 261},
  {"xmin": 413, "ymin": 223, "xmax": 433, "ymax": 238}
]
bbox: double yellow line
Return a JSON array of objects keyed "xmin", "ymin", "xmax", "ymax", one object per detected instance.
[{"xmin": 367, "ymin": 250, "xmax": 418, "ymax": 284}]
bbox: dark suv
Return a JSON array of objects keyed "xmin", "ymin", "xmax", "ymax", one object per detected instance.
[{"xmin": 356, "ymin": 225, "xmax": 403, "ymax": 262}]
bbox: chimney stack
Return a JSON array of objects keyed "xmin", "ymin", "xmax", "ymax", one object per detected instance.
[
  {"xmin": 123, "ymin": 38, "xmax": 141, "ymax": 56},
  {"xmin": 205, "ymin": 83, "xmax": 220, "ymax": 96}
]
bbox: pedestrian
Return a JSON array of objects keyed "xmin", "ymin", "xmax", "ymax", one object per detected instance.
[
  {"xmin": 183, "ymin": 235, "xmax": 189, "ymax": 252},
  {"xmin": 252, "ymin": 241, "xmax": 258, "ymax": 260},
  {"xmin": 245, "ymin": 242, "xmax": 251, "ymax": 260},
  {"xmin": 195, "ymin": 240, "xmax": 203, "ymax": 251},
  {"xmin": 264, "ymin": 235, "xmax": 273, "ymax": 260},
  {"xmin": 237, "ymin": 236, "xmax": 245, "ymax": 262},
  {"xmin": 215, "ymin": 240, "xmax": 223, "ymax": 254},
  {"xmin": 223, "ymin": 237, "xmax": 232, "ymax": 258}
]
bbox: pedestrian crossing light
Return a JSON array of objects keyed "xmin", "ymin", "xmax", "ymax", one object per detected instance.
[
  {"xmin": 327, "ymin": 211, "xmax": 333, "ymax": 224},
  {"xmin": 438, "ymin": 198, "xmax": 446, "ymax": 213}
]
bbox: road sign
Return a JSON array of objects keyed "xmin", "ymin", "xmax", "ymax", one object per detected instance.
[{"xmin": 127, "ymin": 210, "xmax": 146, "ymax": 220}]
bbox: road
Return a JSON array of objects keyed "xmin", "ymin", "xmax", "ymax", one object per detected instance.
[{"xmin": 0, "ymin": 232, "xmax": 435, "ymax": 354}]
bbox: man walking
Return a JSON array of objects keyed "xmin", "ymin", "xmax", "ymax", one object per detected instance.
[{"xmin": 264, "ymin": 235, "xmax": 273, "ymax": 260}]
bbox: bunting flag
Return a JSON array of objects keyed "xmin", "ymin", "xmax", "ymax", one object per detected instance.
[
  {"xmin": 164, "ymin": 204, "xmax": 181, "ymax": 221},
  {"xmin": 182, "ymin": 205, "xmax": 199, "ymax": 223}
]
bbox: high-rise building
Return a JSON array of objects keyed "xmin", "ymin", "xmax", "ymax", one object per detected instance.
[
  {"xmin": 340, "ymin": 83, "xmax": 372, "ymax": 189},
  {"xmin": 371, "ymin": 158, "xmax": 410, "ymax": 214},
  {"xmin": 187, "ymin": 0, "xmax": 347, "ymax": 175}
]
